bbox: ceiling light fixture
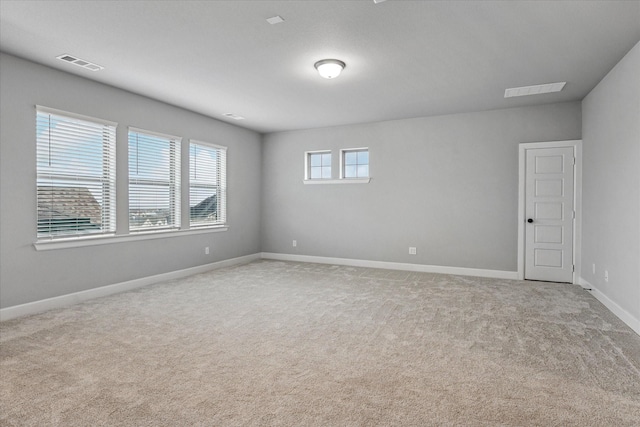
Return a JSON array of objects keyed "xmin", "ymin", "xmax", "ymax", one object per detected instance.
[{"xmin": 314, "ymin": 59, "xmax": 346, "ymax": 79}]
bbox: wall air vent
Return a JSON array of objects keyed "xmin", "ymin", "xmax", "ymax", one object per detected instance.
[
  {"xmin": 56, "ymin": 54, "xmax": 104, "ymax": 71},
  {"xmin": 504, "ymin": 82, "xmax": 566, "ymax": 98}
]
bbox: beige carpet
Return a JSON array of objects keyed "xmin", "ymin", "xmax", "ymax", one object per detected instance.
[{"xmin": 1, "ymin": 260, "xmax": 639, "ymax": 426}]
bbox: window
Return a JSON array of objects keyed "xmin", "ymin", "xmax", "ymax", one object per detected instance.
[
  {"xmin": 306, "ymin": 151, "xmax": 332, "ymax": 179},
  {"xmin": 128, "ymin": 128, "xmax": 181, "ymax": 231},
  {"xmin": 342, "ymin": 148, "xmax": 369, "ymax": 179},
  {"xmin": 36, "ymin": 107, "xmax": 116, "ymax": 239},
  {"xmin": 189, "ymin": 141, "xmax": 227, "ymax": 227}
]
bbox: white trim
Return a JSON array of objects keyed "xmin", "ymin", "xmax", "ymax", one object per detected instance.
[
  {"xmin": 35, "ymin": 105, "xmax": 118, "ymax": 127},
  {"xmin": 304, "ymin": 149, "xmax": 331, "ymax": 180},
  {"xmin": 34, "ymin": 226, "xmax": 229, "ymax": 251},
  {"xmin": 189, "ymin": 139, "xmax": 227, "ymax": 152},
  {"xmin": 128, "ymin": 126, "xmax": 182, "ymax": 143},
  {"xmin": 573, "ymin": 142, "xmax": 583, "ymax": 279},
  {"xmin": 517, "ymin": 140, "xmax": 582, "ymax": 282},
  {"xmin": 339, "ymin": 147, "xmax": 369, "ymax": 179},
  {"xmin": 578, "ymin": 278, "xmax": 640, "ymax": 336},
  {"xmin": 303, "ymin": 178, "xmax": 371, "ymax": 185},
  {"xmin": 0, "ymin": 253, "xmax": 260, "ymax": 321},
  {"xmin": 8, "ymin": 251, "xmax": 636, "ymax": 339},
  {"xmin": 261, "ymin": 252, "xmax": 518, "ymax": 280}
]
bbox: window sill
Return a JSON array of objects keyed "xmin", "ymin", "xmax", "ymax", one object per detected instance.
[
  {"xmin": 303, "ymin": 178, "xmax": 371, "ymax": 185},
  {"xmin": 33, "ymin": 225, "xmax": 229, "ymax": 251}
]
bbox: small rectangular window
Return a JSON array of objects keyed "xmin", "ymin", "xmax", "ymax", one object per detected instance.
[
  {"xmin": 128, "ymin": 128, "xmax": 181, "ymax": 232},
  {"xmin": 36, "ymin": 107, "xmax": 117, "ymax": 239},
  {"xmin": 189, "ymin": 141, "xmax": 227, "ymax": 227},
  {"xmin": 342, "ymin": 148, "xmax": 369, "ymax": 179},
  {"xmin": 306, "ymin": 151, "xmax": 332, "ymax": 180}
]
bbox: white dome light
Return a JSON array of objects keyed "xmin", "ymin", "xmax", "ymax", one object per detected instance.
[{"xmin": 314, "ymin": 59, "xmax": 346, "ymax": 79}]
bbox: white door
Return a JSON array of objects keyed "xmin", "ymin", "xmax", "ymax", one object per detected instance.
[{"xmin": 525, "ymin": 146, "xmax": 574, "ymax": 283}]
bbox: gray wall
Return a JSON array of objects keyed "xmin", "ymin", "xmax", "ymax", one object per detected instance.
[
  {"xmin": 581, "ymin": 41, "xmax": 640, "ymax": 321},
  {"xmin": 0, "ymin": 53, "xmax": 262, "ymax": 308},
  {"xmin": 261, "ymin": 103, "xmax": 581, "ymax": 272}
]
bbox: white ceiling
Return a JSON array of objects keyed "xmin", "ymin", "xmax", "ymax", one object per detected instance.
[{"xmin": 1, "ymin": 0, "xmax": 639, "ymax": 134}]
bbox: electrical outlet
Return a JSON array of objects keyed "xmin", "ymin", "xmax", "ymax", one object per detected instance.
[
  {"xmin": 292, "ymin": 240, "xmax": 297, "ymax": 247},
  {"xmin": 205, "ymin": 246, "xmax": 209, "ymax": 255},
  {"xmin": 592, "ymin": 263, "xmax": 596, "ymax": 275},
  {"xmin": 604, "ymin": 270, "xmax": 609, "ymax": 282},
  {"xmin": 409, "ymin": 247, "xmax": 417, "ymax": 255}
]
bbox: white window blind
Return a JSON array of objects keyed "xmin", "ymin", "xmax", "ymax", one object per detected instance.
[
  {"xmin": 189, "ymin": 141, "xmax": 227, "ymax": 227},
  {"xmin": 36, "ymin": 107, "xmax": 116, "ymax": 239},
  {"xmin": 128, "ymin": 129, "xmax": 181, "ymax": 231}
]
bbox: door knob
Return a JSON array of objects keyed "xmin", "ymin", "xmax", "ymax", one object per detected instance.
[{"xmin": 527, "ymin": 218, "xmax": 534, "ymax": 223}]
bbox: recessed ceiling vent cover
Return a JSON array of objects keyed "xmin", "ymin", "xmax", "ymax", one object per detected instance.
[
  {"xmin": 266, "ymin": 15, "xmax": 284, "ymax": 25},
  {"xmin": 56, "ymin": 54, "xmax": 104, "ymax": 71},
  {"xmin": 504, "ymin": 82, "xmax": 566, "ymax": 98},
  {"xmin": 223, "ymin": 113, "xmax": 245, "ymax": 120}
]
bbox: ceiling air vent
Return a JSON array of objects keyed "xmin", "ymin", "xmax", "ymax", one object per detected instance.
[
  {"xmin": 504, "ymin": 82, "xmax": 566, "ymax": 98},
  {"xmin": 223, "ymin": 113, "xmax": 245, "ymax": 120},
  {"xmin": 56, "ymin": 54, "xmax": 104, "ymax": 71},
  {"xmin": 266, "ymin": 15, "xmax": 284, "ymax": 25}
]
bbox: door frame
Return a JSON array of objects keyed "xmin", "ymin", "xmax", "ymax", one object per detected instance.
[{"xmin": 517, "ymin": 140, "xmax": 582, "ymax": 283}]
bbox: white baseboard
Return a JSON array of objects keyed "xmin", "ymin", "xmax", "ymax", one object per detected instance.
[
  {"xmin": 260, "ymin": 252, "xmax": 519, "ymax": 280},
  {"xmin": 10, "ymin": 253, "xmax": 636, "ymax": 338},
  {"xmin": 0, "ymin": 253, "xmax": 261, "ymax": 322},
  {"xmin": 578, "ymin": 277, "xmax": 640, "ymax": 336}
]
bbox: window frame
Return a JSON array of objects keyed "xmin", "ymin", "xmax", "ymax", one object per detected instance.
[
  {"xmin": 189, "ymin": 140, "xmax": 227, "ymax": 228},
  {"xmin": 127, "ymin": 127, "xmax": 182, "ymax": 233},
  {"xmin": 35, "ymin": 106, "xmax": 117, "ymax": 241},
  {"xmin": 340, "ymin": 147, "xmax": 370, "ymax": 180},
  {"xmin": 304, "ymin": 150, "xmax": 332, "ymax": 181},
  {"xmin": 33, "ymin": 110, "xmax": 231, "ymax": 251}
]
